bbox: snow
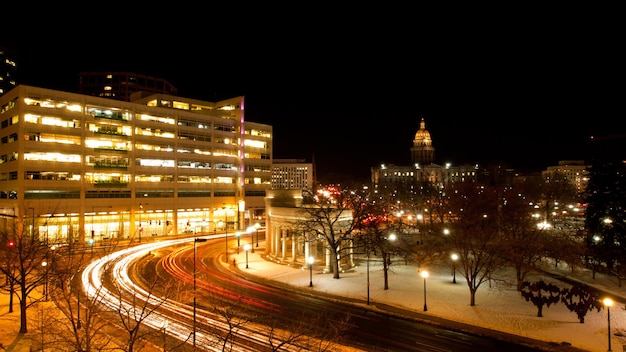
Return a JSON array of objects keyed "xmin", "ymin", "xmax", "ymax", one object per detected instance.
[{"xmin": 232, "ymin": 249, "xmax": 626, "ymax": 352}]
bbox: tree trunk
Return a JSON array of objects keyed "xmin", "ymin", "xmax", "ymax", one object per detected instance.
[
  {"xmin": 331, "ymin": 251, "xmax": 341, "ymax": 279},
  {"xmin": 20, "ymin": 290, "xmax": 28, "ymax": 333}
]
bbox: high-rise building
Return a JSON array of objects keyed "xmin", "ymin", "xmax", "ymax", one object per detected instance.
[
  {"xmin": 0, "ymin": 85, "xmax": 271, "ymax": 245},
  {"xmin": 0, "ymin": 46, "xmax": 18, "ymax": 97},
  {"xmin": 79, "ymin": 72, "xmax": 178, "ymax": 102}
]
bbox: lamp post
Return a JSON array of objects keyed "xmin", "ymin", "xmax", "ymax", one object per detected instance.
[
  {"xmin": 366, "ymin": 238, "xmax": 370, "ymax": 305},
  {"xmin": 236, "ymin": 232, "xmax": 241, "ymax": 254},
  {"xmin": 421, "ymin": 270, "xmax": 429, "ymax": 311},
  {"xmin": 28, "ymin": 207, "xmax": 35, "ymax": 237},
  {"xmin": 451, "ymin": 253, "xmax": 458, "ymax": 284},
  {"xmin": 307, "ymin": 256, "xmax": 315, "ymax": 287},
  {"xmin": 193, "ymin": 237, "xmax": 207, "ymax": 351},
  {"xmin": 246, "ymin": 226, "xmax": 256, "ymax": 253},
  {"xmin": 604, "ymin": 297, "xmax": 613, "ymax": 352},
  {"xmin": 77, "ymin": 285, "xmax": 81, "ymax": 329},
  {"xmin": 244, "ymin": 244, "xmax": 251, "ymax": 268},
  {"xmin": 255, "ymin": 223, "xmax": 260, "ymax": 248},
  {"xmin": 223, "ymin": 209, "xmax": 229, "ymax": 263},
  {"xmin": 138, "ymin": 203, "xmax": 144, "ymax": 243},
  {"xmin": 41, "ymin": 260, "xmax": 48, "ymax": 301}
]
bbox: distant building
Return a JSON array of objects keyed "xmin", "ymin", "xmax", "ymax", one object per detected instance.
[
  {"xmin": 79, "ymin": 72, "xmax": 178, "ymax": 102},
  {"xmin": 371, "ymin": 117, "xmax": 477, "ymax": 187},
  {"xmin": 0, "ymin": 46, "xmax": 18, "ymax": 97},
  {"xmin": 271, "ymin": 159, "xmax": 315, "ymax": 190},
  {"xmin": 542, "ymin": 160, "xmax": 590, "ymax": 194}
]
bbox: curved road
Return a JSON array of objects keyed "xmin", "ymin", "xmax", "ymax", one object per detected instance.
[{"xmin": 82, "ymin": 236, "xmax": 587, "ymax": 352}]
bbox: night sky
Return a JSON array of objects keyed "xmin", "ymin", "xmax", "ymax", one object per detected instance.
[{"xmin": 2, "ymin": 8, "xmax": 623, "ymax": 182}]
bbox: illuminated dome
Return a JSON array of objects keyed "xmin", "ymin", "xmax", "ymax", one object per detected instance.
[
  {"xmin": 414, "ymin": 126, "xmax": 431, "ymax": 142},
  {"xmin": 413, "ymin": 117, "xmax": 432, "ymax": 146},
  {"xmin": 411, "ymin": 117, "xmax": 435, "ymax": 165}
]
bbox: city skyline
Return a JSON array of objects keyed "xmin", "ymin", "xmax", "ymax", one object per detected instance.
[{"xmin": 3, "ymin": 14, "xmax": 622, "ymax": 181}]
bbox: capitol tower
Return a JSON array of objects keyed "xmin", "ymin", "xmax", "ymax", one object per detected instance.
[{"xmin": 410, "ymin": 117, "xmax": 435, "ymax": 166}]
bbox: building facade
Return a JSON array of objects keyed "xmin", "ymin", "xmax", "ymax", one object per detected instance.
[
  {"xmin": 542, "ymin": 160, "xmax": 590, "ymax": 194},
  {"xmin": 0, "ymin": 85, "xmax": 272, "ymax": 245},
  {"xmin": 271, "ymin": 158, "xmax": 315, "ymax": 190}
]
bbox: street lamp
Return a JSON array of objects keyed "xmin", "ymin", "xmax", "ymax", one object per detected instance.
[
  {"xmin": 254, "ymin": 223, "xmax": 260, "ymax": 247},
  {"xmin": 307, "ymin": 256, "xmax": 315, "ymax": 287},
  {"xmin": 223, "ymin": 209, "xmax": 229, "ymax": 263},
  {"xmin": 244, "ymin": 244, "xmax": 251, "ymax": 268},
  {"xmin": 421, "ymin": 270, "xmax": 429, "ymax": 311},
  {"xmin": 451, "ymin": 253, "xmax": 458, "ymax": 284},
  {"xmin": 28, "ymin": 207, "xmax": 35, "ymax": 237},
  {"xmin": 41, "ymin": 260, "xmax": 48, "ymax": 301},
  {"xmin": 366, "ymin": 238, "xmax": 371, "ymax": 305},
  {"xmin": 138, "ymin": 203, "xmax": 144, "ymax": 243},
  {"xmin": 193, "ymin": 237, "xmax": 207, "ymax": 350},
  {"xmin": 246, "ymin": 226, "xmax": 256, "ymax": 253},
  {"xmin": 604, "ymin": 297, "xmax": 613, "ymax": 352}
]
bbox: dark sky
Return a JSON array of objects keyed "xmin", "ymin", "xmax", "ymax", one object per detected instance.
[{"xmin": 2, "ymin": 8, "xmax": 623, "ymax": 182}]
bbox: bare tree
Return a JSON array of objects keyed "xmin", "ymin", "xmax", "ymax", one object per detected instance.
[
  {"xmin": 194, "ymin": 288, "xmax": 255, "ymax": 352},
  {"xmin": 295, "ymin": 187, "xmax": 365, "ymax": 279},
  {"xmin": 43, "ymin": 239, "xmax": 119, "ymax": 351},
  {"xmin": 110, "ymin": 253, "xmax": 182, "ymax": 352},
  {"xmin": 442, "ymin": 181, "xmax": 508, "ymax": 306},
  {"xmin": 0, "ymin": 221, "xmax": 49, "ymax": 333},
  {"xmin": 498, "ymin": 186, "xmax": 553, "ymax": 290},
  {"xmin": 258, "ymin": 309, "xmax": 354, "ymax": 352}
]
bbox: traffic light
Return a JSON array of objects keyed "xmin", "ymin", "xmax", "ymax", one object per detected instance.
[{"xmin": 7, "ymin": 241, "xmax": 15, "ymax": 247}]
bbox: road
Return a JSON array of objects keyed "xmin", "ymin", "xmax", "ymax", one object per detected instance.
[{"xmin": 82, "ymin": 235, "xmax": 586, "ymax": 351}]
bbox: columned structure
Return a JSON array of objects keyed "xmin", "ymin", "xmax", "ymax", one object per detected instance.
[{"xmin": 264, "ymin": 189, "xmax": 354, "ymax": 272}]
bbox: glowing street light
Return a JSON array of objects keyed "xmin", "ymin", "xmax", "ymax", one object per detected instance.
[
  {"xmin": 604, "ymin": 297, "xmax": 613, "ymax": 351},
  {"xmin": 41, "ymin": 260, "xmax": 48, "ymax": 301},
  {"xmin": 246, "ymin": 226, "xmax": 256, "ymax": 253},
  {"xmin": 307, "ymin": 256, "xmax": 315, "ymax": 287},
  {"xmin": 254, "ymin": 223, "xmax": 261, "ymax": 247},
  {"xmin": 223, "ymin": 208, "xmax": 229, "ymax": 262},
  {"xmin": 451, "ymin": 253, "xmax": 459, "ymax": 283},
  {"xmin": 421, "ymin": 270, "xmax": 429, "ymax": 311},
  {"xmin": 244, "ymin": 244, "xmax": 251, "ymax": 268}
]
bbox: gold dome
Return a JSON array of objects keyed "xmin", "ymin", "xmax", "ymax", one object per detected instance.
[{"xmin": 414, "ymin": 117, "xmax": 431, "ymax": 143}]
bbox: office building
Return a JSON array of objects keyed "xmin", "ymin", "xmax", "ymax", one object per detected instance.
[
  {"xmin": 271, "ymin": 159, "xmax": 315, "ymax": 190},
  {"xmin": 0, "ymin": 85, "xmax": 271, "ymax": 245}
]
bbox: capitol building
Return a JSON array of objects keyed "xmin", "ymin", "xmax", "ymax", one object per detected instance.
[{"xmin": 371, "ymin": 117, "xmax": 478, "ymax": 188}]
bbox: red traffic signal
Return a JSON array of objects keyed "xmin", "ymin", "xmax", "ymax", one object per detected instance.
[{"xmin": 7, "ymin": 241, "xmax": 15, "ymax": 247}]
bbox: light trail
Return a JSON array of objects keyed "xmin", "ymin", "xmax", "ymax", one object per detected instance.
[{"xmin": 80, "ymin": 237, "xmax": 290, "ymax": 351}]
